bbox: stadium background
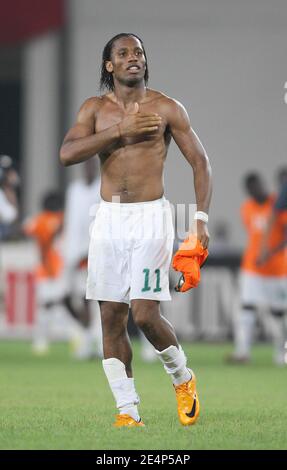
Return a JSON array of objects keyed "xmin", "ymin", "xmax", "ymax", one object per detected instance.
[
  {"xmin": 1, "ymin": 0, "xmax": 286, "ymax": 233},
  {"xmin": 0, "ymin": 0, "xmax": 287, "ymax": 451}
]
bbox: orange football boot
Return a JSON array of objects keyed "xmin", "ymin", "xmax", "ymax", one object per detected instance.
[
  {"xmin": 113, "ymin": 414, "xmax": 145, "ymax": 428},
  {"xmin": 174, "ymin": 372, "xmax": 200, "ymax": 426}
]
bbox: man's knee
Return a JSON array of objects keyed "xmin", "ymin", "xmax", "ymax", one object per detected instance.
[
  {"xmin": 131, "ymin": 300, "xmax": 159, "ymax": 330},
  {"xmin": 100, "ymin": 301, "xmax": 129, "ymax": 335}
]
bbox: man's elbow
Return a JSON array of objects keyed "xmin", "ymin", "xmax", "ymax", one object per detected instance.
[
  {"xmin": 59, "ymin": 145, "xmax": 73, "ymax": 167},
  {"xmin": 195, "ymin": 151, "xmax": 212, "ymax": 174}
]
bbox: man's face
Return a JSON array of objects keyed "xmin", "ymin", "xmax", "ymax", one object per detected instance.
[{"xmin": 106, "ymin": 36, "xmax": 146, "ymax": 87}]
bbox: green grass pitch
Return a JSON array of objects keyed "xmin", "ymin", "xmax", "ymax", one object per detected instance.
[{"xmin": 0, "ymin": 340, "xmax": 286, "ymax": 450}]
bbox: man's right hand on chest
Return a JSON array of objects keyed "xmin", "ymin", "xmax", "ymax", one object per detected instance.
[{"xmin": 118, "ymin": 102, "xmax": 162, "ymax": 139}]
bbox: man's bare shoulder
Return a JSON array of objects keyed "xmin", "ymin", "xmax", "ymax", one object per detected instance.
[
  {"xmin": 79, "ymin": 96, "xmax": 105, "ymax": 114},
  {"xmin": 77, "ymin": 96, "xmax": 111, "ymax": 124},
  {"xmin": 145, "ymin": 89, "xmax": 184, "ymax": 112},
  {"xmin": 145, "ymin": 90, "xmax": 188, "ymax": 129},
  {"xmin": 146, "ymin": 88, "xmax": 179, "ymax": 105}
]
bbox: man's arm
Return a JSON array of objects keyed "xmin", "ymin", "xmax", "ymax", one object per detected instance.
[
  {"xmin": 60, "ymin": 98, "xmax": 120, "ymax": 166},
  {"xmin": 166, "ymin": 99, "xmax": 212, "ymax": 248}
]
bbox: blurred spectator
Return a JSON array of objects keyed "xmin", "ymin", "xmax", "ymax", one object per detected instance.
[
  {"xmin": 255, "ymin": 167, "xmax": 287, "ymax": 364},
  {"xmin": 23, "ymin": 191, "xmax": 66, "ymax": 354},
  {"xmin": 228, "ymin": 172, "xmax": 287, "ymax": 365},
  {"xmin": 63, "ymin": 158, "xmax": 102, "ymax": 359},
  {"xmin": 0, "ymin": 155, "xmax": 19, "ymax": 240}
]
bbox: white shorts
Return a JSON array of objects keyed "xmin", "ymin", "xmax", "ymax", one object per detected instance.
[
  {"xmin": 86, "ymin": 196, "xmax": 174, "ymax": 304},
  {"xmin": 240, "ymin": 271, "xmax": 287, "ymax": 310}
]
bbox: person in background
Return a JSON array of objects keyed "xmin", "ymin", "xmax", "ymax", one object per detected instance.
[
  {"xmin": 63, "ymin": 158, "xmax": 103, "ymax": 359},
  {"xmin": 0, "ymin": 155, "xmax": 19, "ymax": 239},
  {"xmin": 23, "ymin": 191, "xmax": 66, "ymax": 354},
  {"xmin": 228, "ymin": 172, "xmax": 287, "ymax": 365},
  {"xmin": 256, "ymin": 167, "xmax": 287, "ymax": 365}
]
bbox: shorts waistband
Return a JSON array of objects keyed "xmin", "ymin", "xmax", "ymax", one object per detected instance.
[{"xmin": 100, "ymin": 196, "xmax": 167, "ymax": 210}]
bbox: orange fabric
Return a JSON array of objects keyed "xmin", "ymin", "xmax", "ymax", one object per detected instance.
[
  {"xmin": 23, "ymin": 211, "xmax": 64, "ymax": 279},
  {"xmin": 241, "ymin": 196, "xmax": 287, "ymax": 276},
  {"xmin": 172, "ymin": 234, "xmax": 209, "ymax": 292}
]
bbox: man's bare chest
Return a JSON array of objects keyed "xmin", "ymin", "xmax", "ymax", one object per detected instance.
[{"xmin": 95, "ymin": 104, "xmax": 167, "ymax": 135}]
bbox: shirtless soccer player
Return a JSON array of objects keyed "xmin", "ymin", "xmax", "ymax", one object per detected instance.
[{"xmin": 60, "ymin": 33, "xmax": 212, "ymax": 427}]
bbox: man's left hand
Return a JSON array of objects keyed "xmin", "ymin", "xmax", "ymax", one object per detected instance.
[{"xmin": 193, "ymin": 220, "xmax": 209, "ymax": 249}]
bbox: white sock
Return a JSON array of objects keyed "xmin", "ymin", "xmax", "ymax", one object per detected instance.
[
  {"xmin": 102, "ymin": 358, "xmax": 140, "ymax": 421},
  {"xmin": 234, "ymin": 307, "xmax": 255, "ymax": 358},
  {"xmin": 155, "ymin": 345, "xmax": 192, "ymax": 386}
]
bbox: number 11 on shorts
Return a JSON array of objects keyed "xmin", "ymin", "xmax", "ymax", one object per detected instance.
[{"xmin": 142, "ymin": 268, "xmax": 162, "ymax": 292}]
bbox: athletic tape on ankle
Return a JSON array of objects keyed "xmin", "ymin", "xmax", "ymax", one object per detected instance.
[
  {"xmin": 111, "ymin": 378, "xmax": 140, "ymax": 409},
  {"xmin": 156, "ymin": 345, "xmax": 187, "ymax": 375},
  {"xmin": 102, "ymin": 357, "xmax": 127, "ymax": 381}
]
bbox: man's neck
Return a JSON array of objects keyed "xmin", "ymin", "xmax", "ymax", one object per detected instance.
[{"xmin": 113, "ymin": 82, "xmax": 147, "ymax": 108}]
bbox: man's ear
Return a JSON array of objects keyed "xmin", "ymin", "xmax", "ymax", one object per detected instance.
[{"xmin": 106, "ymin": 61, "xmax": 113, "ymax": 73}]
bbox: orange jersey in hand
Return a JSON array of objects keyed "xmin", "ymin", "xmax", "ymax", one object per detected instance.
[
  {"xmin": 23, "ymin": 211, "xmax": 64, "ymax": 279},
  {"xmin": 172, "ymin": 234, "xmax": 209, "ymax": 291}
]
